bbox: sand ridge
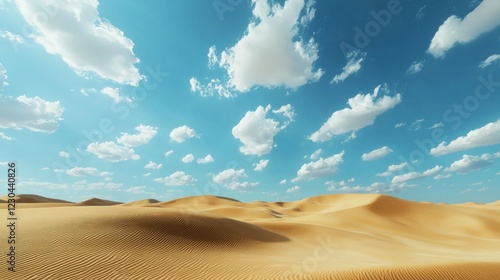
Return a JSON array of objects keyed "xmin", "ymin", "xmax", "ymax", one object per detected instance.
[{"xmin": 1, "ymin": 193, "xmax": 500, "ymax": 279}]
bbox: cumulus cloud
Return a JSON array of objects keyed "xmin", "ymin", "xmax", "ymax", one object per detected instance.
[
  {"xmin": 154, "ymin": 171, "xmax": 196, "ymax": 186},
  {"xmin": 309, "ymin": 148, "xmax": 322, "ymax": 160},
  {"xmin": 0, "ymin": 132, "xmax": 14, "ymax": 140},
  {"xmin": 445, "ymin": 153, "xmax": 499, "ymax": 174},
  {"xmin": 272, "ymin": 104, "xmax": 295, "ymax": 128},
  {"xmin": 208, "ymin": 45, "xmax": 218, "ymax": 68},
  {"xmin": 189, "ymin": 77, "xmax": 233, "ymax": 98},
  {"xmin": 212, "ymin": 168, "xmax": 258, "ymax": 190},
  {"xmin": 197, "ymin": 154, "xmax": 214, "ymax": 164},
  {"xmin": 427, "ymin": 0, "xmax": 500, "ymax": 58},
  {"xmin": 169, "ymin": 125, "xmax": 198, "ymax": 143},
  {"xmin": 392, "ymin": 165, "xmax": 442, "ymax": 185},
  {"xmin": 286, "ymin": 186, "xmax": 300, "ymax": 193},
  {"xmin": 86, "ymin": 141, "xmax": 140, "ymax": 162},
  {"xmin": 280, "ymin": 179, "xmax": 286, "ymax": 184},
  {"xmin": 117, "ymin": 124, "xmax": 157, "ymax": 147},
  {"xmin": 428, "ymin": 122, "xmax": 444, "ymax": 129},
  {"xmin": 100, "ymin": 87, "xmax": 131, "ymax": 103},
  {"xmin": 331, "ymin": 50, "xmax": 366, "ymax": 83},
  {"xmin": 0, "ymin": 63, "xmax": 7, "ymax": 88},
  {"xmin": 0, "ymin": 95, "xmax": 64, "ymax": 133},
  {"xmin": 204, "ymin": 0, "xmax": 323, "ymax": 94},
  {"xmin": 376, "ymin": 162, "xmax": 408, "ymax": 177},
  {"xmin": 292, "ymin": 151, "xmax": 344, "ymax": 182},
  {"xmin": 59, "ymin": 151, "xmax": 69, "ymax": 158},
  {"xmin": 0, "ymin": 31, "xmax": 24, "ymax": 44},
  {"xmin": 144, "ymin": 161, "xmax": 162, "ymax": 170},
  {"xmin": 430, "ymin": 120, "xmax": 500, "ymax": 156},
  {"xmin": 434, "ymin": 174, "xmax": 451, "ymax": 180},
  {"xmin": 16, "ymin": 0, "xmax": 143, "ymax": 85},
  {"xmin": 309, "ymin": 85, "xmax": 401, "ymax": 142},
  {"xmin": 406, "ymin": 60, "xmax": 424, "ymax": 75},
  {"xmin": 65, "ymin": 167, "xmax": 106, "ymax": 177},
  {"xmin": 479, "ymin": 54, "xmax": 500, "ymax": 68},
  {"xmin": 361, "ymin": 146, "xmax": 393, "ymax": 161},
  {"xmin": 253, "ymin": 159, "xmax": 269, "ymax": 171},
  {"xmin": 181, "ymin": 154, "xmax": 194, "ymax": 163},
  {"xmin": 232, "ymin": 104, "xmax": 293, "ymax": 156},
  {"xmin": 164, "ymin": 150, "xmax": 174, "ymax": 157}
]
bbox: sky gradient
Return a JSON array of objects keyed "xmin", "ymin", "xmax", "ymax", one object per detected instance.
[{"xmin": 0, "ymin": 0, "xmax": 499, "ymax": 203}]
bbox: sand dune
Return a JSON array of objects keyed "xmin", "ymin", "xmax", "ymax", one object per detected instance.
[
  {"xmin": 1, "ymin": 193, "xmax": 499, "ymax": 279},
  {"xmin": 76, "ymin": 197, "xmax": 122, "ymax": 206},
  {"xmin": 0, "ymin": 194, "xmax": 71, "ymax": 203}
]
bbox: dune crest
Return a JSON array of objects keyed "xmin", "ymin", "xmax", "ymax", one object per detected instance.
[{"xmin": 1, "ymin": 193, "xmax": 499, "ymax": 279}]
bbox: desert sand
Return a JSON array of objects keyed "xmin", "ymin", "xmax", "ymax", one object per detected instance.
[{"xmin": 1, "ymin": 193, "xmax": 500, "ymax": 279}]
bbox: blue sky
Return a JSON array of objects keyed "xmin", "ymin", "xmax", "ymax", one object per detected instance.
[{"xmin": 0, "ymin": 0, "xmax": 499, "ymax": 203}]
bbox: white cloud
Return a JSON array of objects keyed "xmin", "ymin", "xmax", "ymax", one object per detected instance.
[
  {"xmin": 181, "ymin": 154, "xmax": 194, "ymax": 163},
  {"xmin": 100, "ymin": 87, "xmax": 131, "ymax": 103},
  {"xmin": 408, "ymin": 119, "xmax": 425, "ymax": 131},
  {"xmin": 310, "ymin": 148, "xmax": 322, "ymax": 160},
  {"xmin": 309, "ymin": 85, "xmax": 401, "ymax": 142},
  {"xmin": 59, "ymin": 151, "xmax": 69, "ymax": 158},
  {"xmin": 430, "ymin": 120, "xmax": 500, "ymax": 156},
  {"xmin": 434, "ymin": 174, "xmax": 451, "ymax": 180},
  {"xmin": 66, "ymin": 167, "xmax": 100, "ymax": 177},
  {"xmin": 143, "ymin": 172, "xmax": 151, "ymax": 177},
  {"xmin": 117, "ymin": 124, "xmax": 157, "ymax": 147},
  {"xmin": 388, "ymin": 162, "xmax": 408, "ymax": 172},
  {"xmin": 253, "ymin": 159, "xmax": 269, "ymax": 171},
  {"xmin": 361, "ymin": 146, "xmax": 393, "ymax": 161},
  {"xmin": 213, "ymin": 0, "xmax": 323, "ymax": 93},
  {"xmin": 445, "ymin": 153, "xmax": 499, "ymax": 174},
  {"xmin": 125, "ymin": 186, "xmax": 148, "ymax": 194},
  {"xmin": 154, "ymin": 171, "xmax": 196, "ymax": 186},
  {"xmin": 232, "ymin": 104, "xmax": 291, "ymax": 156},
  {"xmin": 0, "ymin": 31, "xmax": 23, "ymax": 44},
  {"xmin": 212, "ymin": 168, "xmax": 258, "ymax": 190},
  {"xmin": 395, "ymin": 122, "xmax": 406, "ymax": 128},
  {"xmin": 331, "ymin": 50, "xmax": 366, "ymax": 83},
  {"xmin": 0, "ymin": 95, "xmax": 64, "ymax": 133},
  {"xmin": 272, "ymin": 104, "xmax": 295, "ymax": 128},
  {"xmin": 0, "ymin": 63, "xmax": 7, "ymax": 88},
  {"xmin": 169, "ymin": 125, "xmax": 198, "ymax": 143},
  {"xmin": 292, "ymin": 150, "xmax": 344, "ymax": 182},
  {"xmin": 342, "ymin": 131, "xmax": 357, "ymax": 143},
  {"xmin": 392, "ymin": 165, "xmax": 442, "ymax": 185},
  {"xmin": 428, "ymin": 122, "xmax": 444, "ymax": 129},
  {"xmin": 286, "ymin": 186, "xmax": 300, "ymax": 193},
  {"xmin": 479, "ymin": 54, "xmax": 500, "ymax": 68},
  {"xmin": 189, "ymin": 77, "xmax": 233, "ymax": 98},
  {"xmin": 208, "ymin": 45, "xmax": 218, "ymax": 68},
  {"xmin": 406, "ymin": 60, "xmax": 424, "ymax": 75},
  {"xmin": 16, "ymin": 0, "xmax": 143, "ymax": 85},
  {"xmin": 0, "ymin": 161, "xmax": 8, "ymax": 166},
  {"xmin": 415, "ymin": 4, "xmax": 426, "ymax": 19},
  {"xmin": 145, "ymin": 161, "xmax": 162, "ymax": 170},
  {"xmin": 0, "ymin": 132, "xmax": 14, "ymax": 140},
  {"xmin": 279, "ymin": 179, "xmax": 286, "ymax": 185},
  {"xmin": 164, "ymin": 150, "xmax": 174, "ymax": 157},
  {"xmin": 427, "ymin": 0, "xmax": 500, "ymax": 58},
  {"xmin": 86, "ymin": 141, "xmax": 140, "ymax": 162},
  {"xmin": 197, "ymin": 154, "xmax": 214, "ymax": 164}
]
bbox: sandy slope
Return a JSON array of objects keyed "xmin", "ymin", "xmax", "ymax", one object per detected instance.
[{"xmin": 1, "ymin": 194, "xmax": 500, "ymax": 279}]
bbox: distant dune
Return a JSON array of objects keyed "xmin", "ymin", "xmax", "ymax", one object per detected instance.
[
  {"xmin": 1, "ymin": 193, "xmax": 499, "ymax": 279},
  {"xmin": 75, "ymin": 197, "xmax": 122, "ymax": 206},
  {"xmin": 0, "ymin": 194, "xmax": 72, "ymax": 203}
]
